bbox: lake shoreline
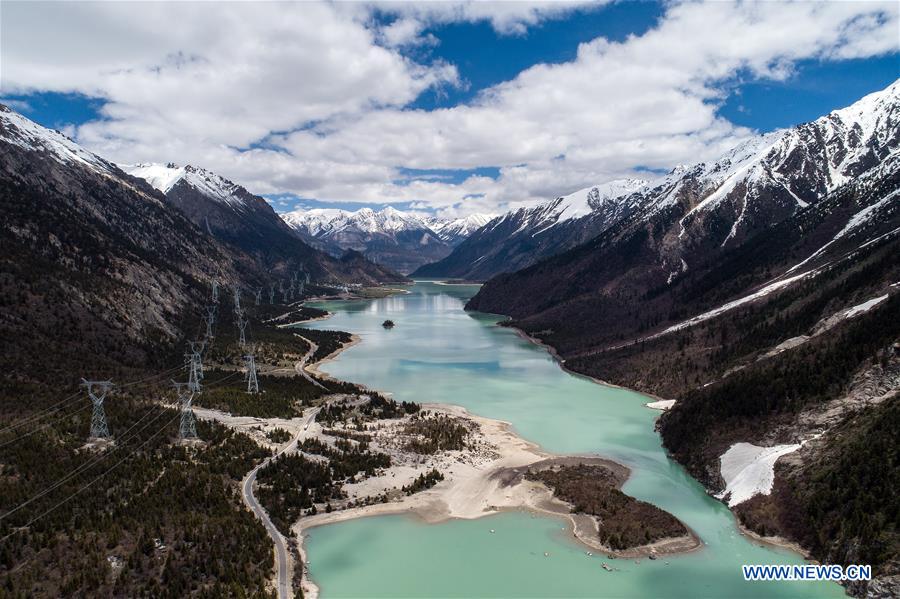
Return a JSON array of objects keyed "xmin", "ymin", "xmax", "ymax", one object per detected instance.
[
  {"xmin": 293, "ymin": 403, "xmax": 702, "ymax": 599},
  {"xmin": 506, "ymin": 325, "xmax": 673, "ymax": 404},
  {"xmin": 290, "ymin": 302, "xmax": 701, "ymax": 598}
]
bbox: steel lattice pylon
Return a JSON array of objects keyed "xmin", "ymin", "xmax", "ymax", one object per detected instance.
[
  {"xmin": 204, "ymin": 305, "xmax": 217, "ymax": 340},
  {"xmin": 81, "ymin": 379, "xmax": 113, "ymax": 440},
  {"xmin": 172, "ymin": 381, "xmax": 198, "ymax": 440},
  {"xmin": 186, "ymin": 340, "xmax": 205, "ymax": 393},
  {"xmin": 244, "ymin": 354, "xmax": 259, "ymax": 394},
  {"xmin": 237, "ymin": 314, "xmax": 248, "ymax": 348}
]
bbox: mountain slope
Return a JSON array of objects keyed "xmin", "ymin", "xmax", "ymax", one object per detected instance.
[
  {"xmin": 282, "ymin": 206, "xmax": 493, "ymax": 274},
  {"xmin": 426, "ymin": 81, "xmax": 899, "ymax": 282},
  {"xmin": 0, "ymin": 106, "xmax": 251, "ymax": 383},
  {"xmin": 123, "ymin": 163, "xmax": 406, "ymax": 284},
  {"xmin": 469, "ymin": 81, "xmax": 899, "ymax": 348},
  {"xmin": 465, "ymin": 82, "xmax": 900, "ymax": 595},
  {"xmin": 411, "ymin": 179, "xmax": 647, "ymax": 280}
]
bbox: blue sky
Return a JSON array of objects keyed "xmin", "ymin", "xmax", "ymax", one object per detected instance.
[{"xmin": 3, "ymin": 1, "xmax": 898, "ymax": 216}]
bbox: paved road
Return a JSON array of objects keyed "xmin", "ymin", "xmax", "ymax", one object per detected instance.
[
  {"xmin": 292, "ymin": 334, "xmax": 328, "ymax": 390},
  {"xmin": 241, "ymin": 407, "xmax": 320, "ymax": 599}
]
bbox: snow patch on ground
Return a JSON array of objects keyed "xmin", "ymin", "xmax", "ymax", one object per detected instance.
[
  {"xmin": 844, "ymin": 294, "xmax": 889, "ymax": 318},
  {"xmin": 657, "ymin": 269, "xmax": 815, "ymax": 335},
  {"xmin": 716, "ymin": 442, "xmax": 803, "ymax": 507},
  {"xmin": 645, "ymin": 400, "xmax": 676, "ymax": 411}
]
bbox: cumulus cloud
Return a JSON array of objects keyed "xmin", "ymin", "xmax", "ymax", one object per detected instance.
[{"xmin": 2, "ymin": 1, "xmax": 898, "ymax": 216}]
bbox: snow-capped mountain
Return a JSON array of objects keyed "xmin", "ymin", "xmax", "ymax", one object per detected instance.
[
  {"xmin": 427, "ymin": 213, "xmax": 498, "ymax": 245},
  {"xmin": 122, "ymin": 162, "xmax": 261, "ymax": 212},
  {"xmin": 469, "ymin": 78, "xmax": 900, "ymax": 381},
  {"xmin": 122, "ymin": 162, "xmax": 405, "ymax": 284},
  {"xmin": 281, "ymin": 206, "xmax": 494, "ymax": 274},
  {"xmin": 0, "ymin": 105, "xmax": 121, "ymax": 178},
  {"xmin": 413, "ymin": 178, "xmax": 649, "ymax": 279},
  {"xmin": 422, "ymin": 80, "xmax": 900, "ymax": 281},
  {"xmin": 284, "ymin": 206, "xmax": 434, "ymax": 237},
  {"xmin": 0, "ymin": 103, "xmax": 258, "ymax": 375}
]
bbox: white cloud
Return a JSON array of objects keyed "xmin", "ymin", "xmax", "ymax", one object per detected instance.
[
  {"xmin": 2, "ymin": 1, "xmax": 898, "ymax": 217},
  {"xmin": 366, "ymin": 1, "xmax": 605, "ymax": 36}
]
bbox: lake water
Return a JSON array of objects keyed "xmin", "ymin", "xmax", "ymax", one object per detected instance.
[{"xmin": 302, "ymin": 281, "xmax": 842, "ymax": 598}]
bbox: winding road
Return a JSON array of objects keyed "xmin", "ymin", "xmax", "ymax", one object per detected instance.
[
  {"xmin": 293, "ymin": 333, "xmax": 328, "ymax": 390},
  {"xmin": 241, "ymin": 406, "xmax": 320, "ymax": 599}
]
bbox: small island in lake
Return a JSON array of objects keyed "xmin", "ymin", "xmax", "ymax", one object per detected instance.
[{"xmin": 382, "ymin": 319, "xmax": 395, "ymax": 328}]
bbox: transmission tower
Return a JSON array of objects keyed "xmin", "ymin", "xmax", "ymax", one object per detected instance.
[
  {"xmin": 282, "ymin": 285, "xmax": 289, "ymax": 304},
  {"xmin": 186, "ymin": 341, "xmax": 205, "ymax": 392},
  {"xmin": 269, "ymin": 284, "xmax": 276, "ymax": 305},
  {"xmin": 211, "ymin": 280, "xmax": 219, "ymax": 304},
  {"xmin": 254, "ymin": 288, "xmax": 262, "ymax": 306},
  {"xmin": 304, "ymin": 272, "xmax": 310, "ymax": 284},
  {"xmin": 172, "ymin": 381, "xmax": 198, "ymax": 440},
  {"xmin": 204, "ymin": 305, "xmax": 217, "ymax": 340},
  {"xmin": 81, "ymin": 379, "xmax": 113, "ymax": 440},
  {"xmin": 244, "ymin": 354, "xmax": 259, "ymax": 394},
  {"xmin": 237, "ymin": 314, "xmax": 248, "ymax": 348},
  {"xmin": 298, "ymin": 281, "xmax": 304, "ymax": 297},
  {"xmin": 233, "ymin": 286, "xmax": 242, "ymax": 314}
]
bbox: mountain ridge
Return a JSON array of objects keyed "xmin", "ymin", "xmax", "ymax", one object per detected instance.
[
  {"xmin": 281, "ymin": 205, "xmax": 496, "ymax": 274},
  {"xmin": 121, "ymin": 162, "xmax": 407, "ymax": 285},
  {"xmin": 419, "ymin": 80, "xmax": 900, "ymax": 282}
]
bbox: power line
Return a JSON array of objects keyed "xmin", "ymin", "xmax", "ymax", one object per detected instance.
[
  {"xmin": 0, "ymin": 390, "xmax": 82, "ymax": 437},
  {"xmin": 0, "ymin": 403, "xmax": 92, "ymax": 451},
  {"xmin": 0, "ymin": 364, "xmax": 184, "ymax": 445},
  {"xmin": 0, "ymin": 411, "xmax": 182, "ymax": 544},
  {"xmin": 0, "ymin": 370, "xmax": 243, "ymax": 532},
  {"xmin": 0, "ymin": 406, "xmax": 167, "ymax": 523}
]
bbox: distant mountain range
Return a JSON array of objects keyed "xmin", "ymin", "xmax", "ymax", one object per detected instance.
[
  {"xmin": 281, "ymin": 206, "xmax": 495, "ymax": 274},
  {"xmin": 465, "ymin": 80, "xmax": 900, "ymax": 595}
]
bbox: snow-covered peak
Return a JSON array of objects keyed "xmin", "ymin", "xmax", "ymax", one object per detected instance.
[
  {"xmin": 281, "ymin": 207, "xmax": 350, "ymax": 236},
  {"xmin": 0, "ymin": 104, "xmax": 117, "ymax": 175},
  {"xmin": 353, "ymin": 205, "xmax": 430, "ymax": 233},
  {"xmin": 122, "ymin": 162, "xmax": 250, "ymax": 209},
  {"xmin": 429, "ymin": 213, "xmax": 497, "ymax": 240},
  {"xmin": 828, "ymin": 78, "xmax": 899, "ymax": 140},
  {"xmin": 551, "ymin": 178, "xmax": 650, "ymax": 224},
  {"xmin": 121, "ymin": 162, "xmax": 186, "ymax": 193},
  {"xmin": 492, "ymin": 177, "xmax": 650, "ymax": 237},
  {"xmin": 680, "ymin": 131, "xmax": 786, "ymax": 215},
  {"xmin": 283, "ymin": 205, "xmax": 436, "ymax": 237}
]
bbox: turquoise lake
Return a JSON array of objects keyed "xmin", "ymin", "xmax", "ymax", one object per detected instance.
[{"xmin": 302, "ymin": 281, "xmax": 843, "ymax": 598}]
